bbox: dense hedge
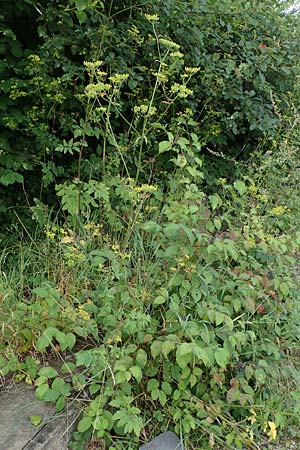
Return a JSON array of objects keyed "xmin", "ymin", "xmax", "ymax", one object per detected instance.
[{"xmin": 0, "ymin": 0, "xmax": 299, "ymax": 227}]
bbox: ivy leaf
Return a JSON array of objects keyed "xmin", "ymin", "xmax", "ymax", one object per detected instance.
[
  {"xmin": 129, "ymin": 366, "xmax": 142, "ymax": 383},
  {"xmin": 209, "ymin": 194, "xmax": 222, "ymax": 210},
  {"xmin": 151, "ymin": 388, "xmax": 159, "ymax": 401},
  {"xmin": 38, "ymin": 367, "xmax": 58, "ymax": 378},
  {"xmin": 161, "ymin": 381, "xmax": 172, "ymax": 395},
  {"xmin": 55, "ymin": 396, "xmax": 66, "ymax": 413},
  {"xmin": 161, "ymin": 340, "xmax": 176, "ymax": 356},
  {"xmin": 35, "ymin": 383, "xmax": 49, "ymax": 400},
  {"xmin": 215, "ymin": 347, "xmax": 230, "ymax": 368},
  {"xmin": 135, "ymin": 349, "xmax": 147, "ymax": 368},
  {"xmin": 60, "ymin": 362, "xmax": 76, "ymax": 373},
  {"xmin": 154, "ymin": 295, "xmax": 167, "ymax": 305},
  {"xmin": 233, "ymin": 180, "xmax": 247, "ymax": 195},
  {"xmin": 78, "ymin": 416, "xmax": 92, "ymax": 433},
  {"xmin": 52, "ymin": 377, "xmax": 68, "ymax": 394},
  {"xmin": 215, "ymin": 311, "xmax": 225, "ymax": 326},
  {"xmin": 147, "ymin": 378, "xmax": 159, "ymax": 392},
  {"xmin": 150, "ymin": 340, "xmax": 162, "ymax": 358},
  {"xmin": 66, "ymin": 332, "xmax": 76, "ymax": 350},
  {"xmin": 159, "ymin": 390, "xmax": 167, "ymax": 406},
  {"xmin": 193, "ymin": 346, "xmax": 210, "ymax": 367}
]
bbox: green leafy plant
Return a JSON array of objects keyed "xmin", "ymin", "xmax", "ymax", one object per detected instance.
[{"xmin": 1, "ymin": 2, "xmax": 300, "ymax": 450}]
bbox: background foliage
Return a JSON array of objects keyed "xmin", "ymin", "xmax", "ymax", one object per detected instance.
[
  {"xmin": 1, "ymin": 0, "xmax": 299, "ymax": 229},
  {"xmin": 1, "ymin": 1, "xmax": 300, "ymax": 449}
]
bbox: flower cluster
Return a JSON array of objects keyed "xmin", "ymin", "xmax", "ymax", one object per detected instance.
[{"xmin": 268, "ymin": 205, "xmax": 290, "ymax": 216}]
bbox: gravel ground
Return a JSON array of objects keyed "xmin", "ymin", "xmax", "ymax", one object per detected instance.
[{"xmin": 257, "ymin": 437, "xmax": 300, "ymax": 450}]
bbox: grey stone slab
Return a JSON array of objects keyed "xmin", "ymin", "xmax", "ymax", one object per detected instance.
[
  {"xmin": 0, "ymin": 384, "xmax": 53, "ymax": 450},
  {"xmin": 139, "ymin": 432, "xmax": 184, "ymax": 450},
  {"xmin": 0, "ymin": 383, "xmax": 78, "ymax": 450},
  {"xmin": 23, "ymin": 406, "xmax": 77, "ymax": 450}
]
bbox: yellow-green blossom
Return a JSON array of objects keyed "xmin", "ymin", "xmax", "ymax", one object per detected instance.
[
  {"xmin": 134, "ymin": 184, "xmax": 158, "ymax": 193},
  {"xmin": 145, "ymin": 13, "xmax": 159, "ymax": 22},
  {"xmin": 170, "ymin": 83, "xmax": 193, "ymax": 98},
  {"xmin": 170, "ymin": 51, "xmax": 184, "ymax": 58},
  {"xmin": 109, "ymin": 73, "xmax": 129, "ymax": 84},
  {"xmin": 83, "ymin": 60, "xmax": 103, "ymax": 70},
  {"xmin": 78, "ymin": 305, "xmax": 90, "ymax": 321},
  {"xmin": 159, "ymin": 38, "xmax": 180, "ymax": 50},
  {"xmin": 268, "ymin": 205, "xmax": 290, "ymax": 216}
]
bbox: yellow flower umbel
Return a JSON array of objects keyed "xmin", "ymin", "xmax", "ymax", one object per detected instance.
[
  {"xmin": 268, "ymin": 205, "xmax": 290, "ymax": 216},
  {"xmin": 77, "ymin": 305, "xmax": 90, "ymax": 321}
]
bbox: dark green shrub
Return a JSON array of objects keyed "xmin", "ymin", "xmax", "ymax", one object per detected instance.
[{"xmin": 0, "ymin": 0, "xmax": 299, "ymax": 231}]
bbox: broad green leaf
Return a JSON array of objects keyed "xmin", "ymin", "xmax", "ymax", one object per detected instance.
[
  {"xmin": 52, "ymin": 377, "xmax": 68, "ymax": 394},
  {"xmin": 205, "ymin": 220, "xmax": 215, "ymax": 232},
  {"xmin": 161, "ymin": 381, "xmax": 172, "ymax": 395},
  {"xmin": 89, "ymin": 383, "xmax": 101, "ymax": 395},
  {"xmin": 36, "ymin": 335, "xmax": 51, "ymax": 352},
  {"xmin": 176, "ymin": 342, "xmax": 195, "ymax": 356},
  {"xmin": 213, "ymin": 218, "xmax": 222, "ymax": 230},
  {"xmin": 255, "ymin": 367, "xmax": 266, "ymax": 383},
  {"xmin": 209, "ymin": 194, "xmax": 221, "ymax": 210},
  {"xmin": 215, "ymin": 348, "xmax": 230, "ymax": 368},
  {"xmin": 35, "ymin": 376, "xmax": 48, "ymax": 386},
  {"xmin": 193, "ymin": 346, "xmax": 210, "ymax": 366},
  {"xmin": 162, "ymin": 340, "xmax": 176, "ymax": 356},
  {"xmin": 150, "ymin": 340, "xmax": 162, "ymax": 358},
  {"xmin": 76, "ymin": 11, "xmax": 87, "ymax": 24},
  {"xmin": 55, "ymin": 331, "xmax": 69, "ymax": 351},
  {"xmin": 0, "ymin": 170, "xmax": 23, "ymax": 185},
  {"xmin": 159, "ymin": 390, "xmax": 167, "ymax": 406},
  {"xmin": 135, "ymin": 349, "xmax": 147, "ymax": 368},
  {"xmin": 60, "ymin": 362, "xmax": 76, "ymax": 373},
  {"xmin": 176, "ymin": 343, "xmax": 194, "ymax": 369},
  {"xmin": 245, "ymin": 365, "xmax": 254, "ymax": 381},
  {"xmin": 158, "ymin": 140, "xmax": 172, "ymax": 153},
  {"xmin": 189, "ymin": 204, "xmax": 198, "ymax": 214},
  {"xmin": 93, "ymin": 417, "xmax": 108, "ymax": 431},
  {"xmin": 215, "ymin": 311, "xmax": 225, "ymax": 326},
  {"xmin": 154, "ymin": 295, "xmax": 167, "ymax": 305},
  {"xmin": 147, "ymin": 378, "xmax": 159, "ymax": 392},
  {"xmin": 233, "ymin": 180, "xmax": 247, "ymax": 196},
  {"xmin": 151, "ymin": 388, "xmax": 159, "ymax": 401},
  {"xmin": 189, "ymin": 374, "xmax": 197, "ymax": 388},
  {"xmin": 78, "ymin": 416, "xmax": 92, "ymax": 433},
  {"xmin": 35, "ymin": 383, "xmax": 49, "ymax": 400},
  {"xmin": 129, "ymin": 366, "xmax": 142, "ymax": 383},
  {"xmin": 43, "ymin": 389, "xmax": 60, "ymax": 402},
  {"xmin": 38, "ymin": 367, "xmax": 58, "ymax": 378},
  {"xmin": 66, "ymin": 333, "xmax": 76, "ymax": 350},
  {"xmin": 55, "ymin": 396, "xmax": 66, "ymax": 413}
]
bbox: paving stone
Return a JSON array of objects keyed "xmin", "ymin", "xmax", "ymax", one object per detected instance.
[
  {"xmin": 0, "ymin": 383, "xmax": 78, "ymax": 450},
  {"xmin": 139, "ymin": 431, "xmax": 184, "ymax": 450}
]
